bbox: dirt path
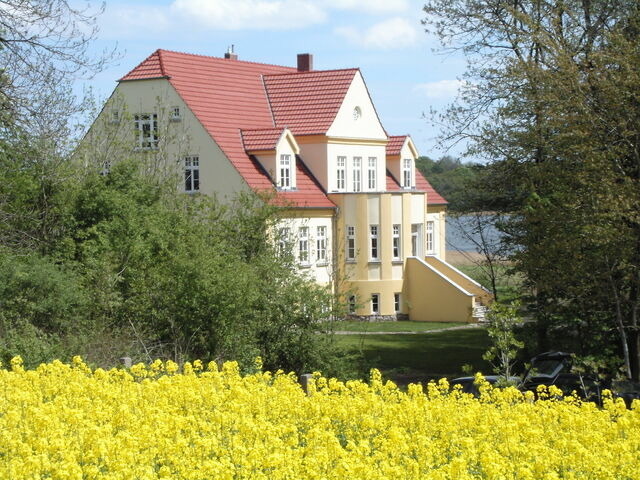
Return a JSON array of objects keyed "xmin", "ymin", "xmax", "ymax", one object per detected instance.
[{"xmin": 334, "ymin": 323, "xmax": 485, "ymax": 335}]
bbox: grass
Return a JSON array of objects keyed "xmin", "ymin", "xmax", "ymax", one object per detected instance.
[
  {"xmin": 335, "ymin": 327, "xmax": 492, "ymax": 385},
  {"xmin": 332, "ymin": 321, "xmax": 462, "ymax": 332},
  {"xmin": 454, "ymin": 262, "xmax": 524, "ymax": 303}
]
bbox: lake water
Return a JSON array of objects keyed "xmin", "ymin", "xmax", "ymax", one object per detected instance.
[{"xmin": 446, "ymin": 214, "xmax": 505, "ymax": 252}]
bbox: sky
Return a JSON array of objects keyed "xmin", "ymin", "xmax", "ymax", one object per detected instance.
[{"xmin": 80, "ymin": 0, "xmax": 469, "ymax": 159}]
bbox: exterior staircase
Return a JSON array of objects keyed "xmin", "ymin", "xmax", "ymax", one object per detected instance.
[{"xmin": 404, "ymin": 256, "xmax": 494, "ymax": 323}]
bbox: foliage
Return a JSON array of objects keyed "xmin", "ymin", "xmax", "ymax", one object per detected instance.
[
  {"xmin": 0, "ymin": 155, "xmax": 345, "ymax": 374},
  {"xmin": 423, "ymin": 1, "xmax": 640, "ymax": 380},
  {"xmin": 1, "ymin": 357, "xmax": 639, "ymax": 479},
  {"xmin": 0, "ymin": 0, "xmax": 116, "ymax": 141},
  {"xmin": 482, "ymin": 301, "xmax": 524, "ymax": 382},
  {"xmin": 415, "ymin": 155, "xmax": 481, "ymax": 211}
]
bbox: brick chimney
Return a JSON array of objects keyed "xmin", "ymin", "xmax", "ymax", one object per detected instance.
[
  {"xmin": 297, "ymin": 53, "xmax": 313, "ymax": 72},
  {"xmin": 224, "ymin": 45, "xmax": 238, "ymax": 60}
]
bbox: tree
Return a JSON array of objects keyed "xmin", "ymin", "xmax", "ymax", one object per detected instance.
[
  {"xmin": 63, "ymin": 160, "xmax": 345, "ymax": 374},
  {"xmin": 482, "ymin": 301, "xmax": 523, "ymax": 383},
  {"xmin": 0, "ymin": 0, "xmax": 115, "ymax": 141},
  {"xmin": 423, "ymin": 1, "xmax": 640, "ymax": 380}
]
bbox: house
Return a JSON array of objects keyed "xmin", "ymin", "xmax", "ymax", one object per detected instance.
[{"xmin": 85, "ymin": 48, "xmax": 491, "ymax": 322}]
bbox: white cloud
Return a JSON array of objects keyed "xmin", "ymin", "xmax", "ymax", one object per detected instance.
[
  {"xmin": 414, "ymin": 79, "xmax": 466, "ymax": 99},
  {"xmin": 99, "ymin": 5, "xmax": 172, "ymax": 38},
  {"xmin": 170, "ymin": 0, "xmax": 327, "ymax": 30},
  {"xmin": 335, "ymin": 17, "xmax": 419, "ymax": 49},
  {"xmin": 321, "ymin": 0, "xmax": 410, "ymax": 14}
]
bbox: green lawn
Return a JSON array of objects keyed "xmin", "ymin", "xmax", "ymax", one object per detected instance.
[
  {"xmin": 335, "ymin": 328, "xmax": 492, "ymax": 386},
  {"xmin": 454, "ymin": 263, "xmax": 524, "ymax": 303},
  {"xmin": 332, "ymin": 320, "xmax": 462, "ymax": 332}
]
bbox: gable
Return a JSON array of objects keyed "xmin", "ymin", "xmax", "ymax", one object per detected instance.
[{"xmin": 326, "ymin": 70, "xmax": 387, "ymax": 140}]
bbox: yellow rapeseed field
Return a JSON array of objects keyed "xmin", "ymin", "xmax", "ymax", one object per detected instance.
[{"xmin": 1, "ymin": 356, "xmax": 638, "ymax": 479}]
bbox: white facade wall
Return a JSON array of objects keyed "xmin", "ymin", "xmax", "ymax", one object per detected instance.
[
  {"xmin": 326, "ymin": 142, "xmax": 386, "ymax": 193},
  {"xmin": 278, "ymin": 216, "xmax": 334, "ymax": 284},
  {"xmin": 327, "ymin": 71, "xmax": 387, "ymax": 141},
  {"xmin": 297, "ymin": 142, "xmax": 328, "ymax": 189}
]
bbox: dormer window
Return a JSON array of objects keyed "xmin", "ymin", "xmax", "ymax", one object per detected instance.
[
  {"xmin": 402, "ymin": 158, "xmax": 413, "ymax": 188},
  {"xmin": 279, "ymin": 154, "xmax": 291, "ymax": 189}
]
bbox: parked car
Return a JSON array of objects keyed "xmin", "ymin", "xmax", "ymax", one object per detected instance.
[{"xmin": 520, "ymin": 351, "xmax": 605, "ymax": 404}]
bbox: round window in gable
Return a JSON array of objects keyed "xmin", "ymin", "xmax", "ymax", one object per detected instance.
[{"xmin": 353, "ymin": 106, "xmax": 362, "ymax": 121}]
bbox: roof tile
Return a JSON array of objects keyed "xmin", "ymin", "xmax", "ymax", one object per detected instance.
[{"xmin": 386, "ymin": 135, "xmax": 406, "ymax": 156}]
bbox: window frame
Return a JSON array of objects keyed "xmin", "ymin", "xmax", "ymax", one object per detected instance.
[
  {"xmin": 371, "ymin": 293, "xmax": 380, "ymax": 315},
  {"xmin": 369, "ymin": 224, "xmax": 379, "ymax": 261},
  {"xmin": 394, "ymin": 293, "xmax": 401, "ymax": 313},
  {"xmin": 278, "ymin": 227, "xmax": 290, "ymax": 257},
  {"xmin": 426, "ymin": 221, "xmax": 435, "ymax": 254},
  {"xmin": 402, "ymin": 158, "xmax": 413, "ymax": 189},
  {"xmin": 392, "ymin": 224, "xmax": 401, "ymax": 260},
  {"xmin": 134, "ymin": 113, "xmax": 158, "ymax": 150},
  {"xmin": 352, "ymin": 156, "xmax": 362, "ymax": 192},
  {"xmin": 279, "ymin": 154, "xmax": 292, "ymax": 190},
  {"xmin": 346, "ymin": 225, "xmax": 356, "ymax": 261},
  {"xmin": 298, "ymin": 226, "xmax": 310, "ymax": 265},
  {"xmin": 184, "ymin": 155, "xmax": 200, "ymax": 193},
  {"xmin": 336, "ymin": 156, "xmax": 346, "ymax": 191},
  {"xmin": 411, "ymin": 223, "xmax": 423, "ymax": 257},
  {"xmin": 316, "ymin": 225, "xmax": 327, "ymax": 265},
  {"xmin": 367, "ymin": 157, "xmax": 377, "ymax": 190},
  {"xmin": 348, "ymin": 295, "xmax": 357, "ymax": 314}
]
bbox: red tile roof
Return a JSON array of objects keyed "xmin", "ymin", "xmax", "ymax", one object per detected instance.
[
  {"xmin": 416, "ymin": 169, "xmax": 448, "ymax": 205},
  {"xmin": 386, "ymin": 135, "xmax": 406, "ymax": 156},
  {"xmin": 386, "ymin": 169, "xmax": 448, "ymax": 205},
  {"xmin": 386, "ymin": 170, "xmax": 402, "ymax": 191},
  {"xmin": 120, "ymin": 50, "xmax": 167, "ymax": 81},
  {"xmin": 119, "ymin": 50, "xmax": 441, "ymax": 208},
  {"xmin": 263, "ymin": 69, "xmax": 358, "ymax": 135},
  {"xmin": 241, "ymin": 128, "xmax": 286, "ymax": 152}
]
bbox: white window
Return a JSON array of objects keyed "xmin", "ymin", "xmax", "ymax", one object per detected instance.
[
  {"xmin": 392, "ymin": 224, "xmax": 401, "ymax": 260},
  {"xmin": 348, "ymin": 295, "xmax": 356, "ymax": 314},
  {"xmin": 346, "ymin": 225, "xmax": 356, "ymax": 261},
  {"xmin": 394, "ymin": 293, "xmax": 401, "ymax": 313},
  {"xmin": 316, "ymin": 226, "xmax": 327, "ymax": 264},
  {"xmin": 336, "ymin": 156, "xmax": 346, "ymax": 191},
  {"xmin": 278, "ymin": 227, "xmax": 290, "ymax": 256},
  {"xmin": 184, "ymin": 156, "xmax": 200, "ymax": 192},
  {"xmin": 367, "ymin": 157, "xmax": 377, "ymax": 190},
  {"xmin": 279, "ymin": 154, "xmax": 291, "ymax": 190},
  {"xmin": 402, "ymin": 158, "xmax": 413, "ymax": 188},
  {"xmin": 171, "ymin": 106, "xmax": 181, "ymax": 121},
  {"xmin": 100, "ymin": 160, "xmax": 111, "ymax": 176},
  {"xmin": 371, "ymin": 294, "xmax": 380, "ymax": 315},
  {"xmin": 134, "ymin": 113, "xmax": 158, "ymax": 149},
  {"xmin": 411, "ymin": 223, "xmax": 423, "ymax": 257},
  {"xmin": 426, "ymin": 221, "xmax": 435, "ymax": 254},
  {"xmin": 369, "ymin": 225, "xmax": 379, "ymax": 261},
  {"xmin": 352, "ymin": 157, "xmax": 361, "ymax": 192},
  {"xmin": 298, "ymin": 226, "xmax": 309, "ymax": 265},
  {"xmin": 110, "ymin": 110, "xmax": 120, "ymax": 125}
]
